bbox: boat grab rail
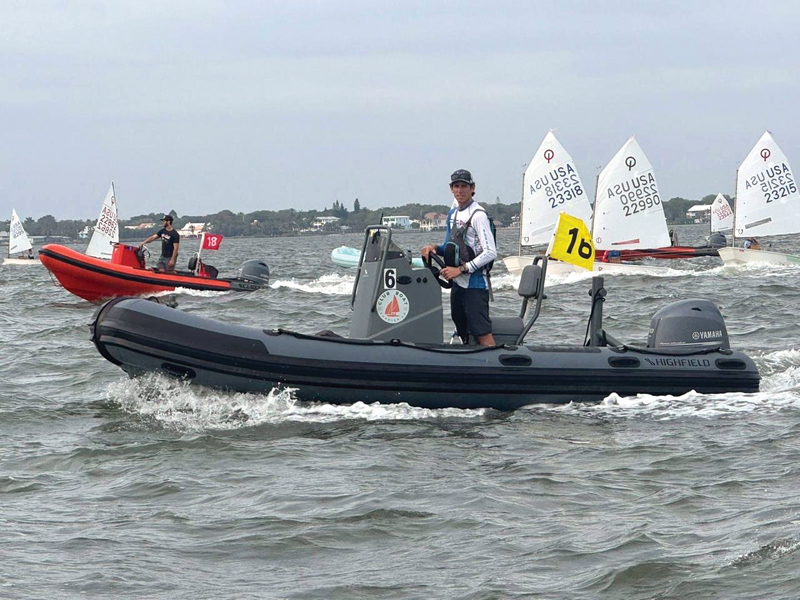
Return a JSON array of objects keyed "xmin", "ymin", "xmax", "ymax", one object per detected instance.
[
  {"xmin": 264, "ymin": 327, "xmax": 502, "ymax": 353},
  {"xmin": 350, "ymin": 225, "xmax": 393, "ymax": 311},
  {"xmin": 514, "ymin": 255, "xmax": 548, "ymax": 345}
]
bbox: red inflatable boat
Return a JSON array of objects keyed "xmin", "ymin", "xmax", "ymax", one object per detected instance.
[{"xmin": 39, "ymin": 243, "xmax": 270, "ymax": 302}]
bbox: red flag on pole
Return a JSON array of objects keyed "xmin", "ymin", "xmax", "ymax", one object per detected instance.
[{"xmin": 202, "ymin": 233, "xmax": 224, "ymax": 250}]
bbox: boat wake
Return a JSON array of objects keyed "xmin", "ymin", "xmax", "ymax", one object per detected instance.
[
  {"xmin": 270, "ymin": 273, "xmax": 354, "ymax": 296},
  {"xmin": 107, "ymin": 374, "xmax": 486, "ymax": 431},
  {"xmin": 496, "ymin": 264, "xmax": 689, "ymax": 289},
  {"xmin": 105, "ymin": 350, "xmax": 800, "ymax": 429},
  {"xmin": 720, "ymin": 261, "xmax": 800, "ymax": 276},
  {"xmin": 151, "ymin": 288, "xmax": 228, "ymax": 299},
  {"xmin": 530, "ymin": 348, "xmax": 800, "ymax": 420}
]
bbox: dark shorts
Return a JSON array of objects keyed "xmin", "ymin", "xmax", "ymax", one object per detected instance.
[
  {"xmin": 157, "ymin": 257, "xmax": 173, "ymax": 271},
  {"xmin": 450, "ymin": 285, "xmax": 492, "ymax": 342}
]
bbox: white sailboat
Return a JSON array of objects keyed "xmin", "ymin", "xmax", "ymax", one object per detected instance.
[
  {"xmin": 593, "ymin": 136, "xmax": 670, "ymax": 251},
  {"xmin": 506, "ymin": 135, "xmax": 670, "ymax": 277},
  {"xmin": 710, "ymin": 193, "xmax": 734, "ymax": 233},
  {"xmin": 503, "ymin": 131, "xmax": 593, "ymax": 276},
  {"xmin": 3, "ymin": 209, "xmax": 40, "ymax": 265},
  {"xmin": 719, "ymin": 131, "xmax": 800, "ymax": 265},
  {"xmin": 85, "ymin": 182, "xmax": 119, "ymax": 260}
]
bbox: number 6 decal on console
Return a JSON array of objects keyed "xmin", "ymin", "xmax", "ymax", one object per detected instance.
[{"xmin": 384, "ymin": 268, "xmax": 396, "ymax": 289}]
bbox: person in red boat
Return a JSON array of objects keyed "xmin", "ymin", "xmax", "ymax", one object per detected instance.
[{"xmin": 140, "ymin": 215, "xmax": 180, "ymax": 271}]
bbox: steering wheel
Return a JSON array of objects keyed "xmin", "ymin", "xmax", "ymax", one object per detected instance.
[{"xmin": 425, "ymin": 252, "xmax": 453, "ymax": 289}]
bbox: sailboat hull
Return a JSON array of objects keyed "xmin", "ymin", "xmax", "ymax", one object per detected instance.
[
  {"xmin": 718, "ymin": 247, "xmax": 800, "ymax": 265},
  {"xmin": 614, "ymin": 246, "xmax": 720, "ymax": 260},
  {"xmin": 3, "ymin": 258, "xmax": 41, "ymax": 266},
  {"xmin": 503, "ymin": 255, "xmax": 666, "ymax": 277}
]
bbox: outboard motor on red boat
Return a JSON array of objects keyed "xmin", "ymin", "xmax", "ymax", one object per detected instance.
[
  {"xmin": 647, "ymin": 299, "xmax": 730, "ymax": 350},
  {"xmin": 707, "ymin": 231, "xmax": 728, "ymax": 248},
  {"xmin": 237, "ymin": 260, "xmax": 270, "ymax": 286}
]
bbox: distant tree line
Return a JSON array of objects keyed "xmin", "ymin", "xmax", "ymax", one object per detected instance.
[{"xmin": 1, "ymin": 195, "xmax": 731, "ymax": 239}]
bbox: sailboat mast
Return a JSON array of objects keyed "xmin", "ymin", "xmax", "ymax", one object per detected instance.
[
  {"xmin": 732, "ymin": 168, "xmax": 738, "ymax": 247},
  {"xmin": 517, "ymin": 168, "xmax": 525, "ymax": 256},
  {"xmin": 590, "ymin": 171, "xmax": 600, "ymax": 238}
]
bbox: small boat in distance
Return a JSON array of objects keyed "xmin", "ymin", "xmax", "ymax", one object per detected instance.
[
  {"xmin": 704, "ymin": 193, "xmax": 733, "ymax": 248},
  {"xmin": 85, "ymin": 182, "xmax": 119, "ymax": 260},
  {"xmin": 3, "ymin": 209, "xmax": 41, "ymax": 266},
  {"xmin": 710, "ymin": 193, "xmax": 734, "ymax": 234},
  {"xmin": 719, "ymin": 131, "xmax": 800, "ymax": 266},
  {"xmin": 332, "ymin": 245, "xmax": 424, "ymax": 269},
  {"xmin": 39, "ymin": 239, "xmax": 271, "ymax": 302}
]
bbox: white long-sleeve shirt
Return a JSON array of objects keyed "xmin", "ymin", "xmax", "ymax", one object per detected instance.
[{"xmin": 437, "ymin": 200, "xmax": 497, "ymax": 289}]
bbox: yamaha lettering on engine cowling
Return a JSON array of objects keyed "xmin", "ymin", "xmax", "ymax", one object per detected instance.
[{"xmin": 647, "ymin": 299, "xmax": 730, "ymax": 349}]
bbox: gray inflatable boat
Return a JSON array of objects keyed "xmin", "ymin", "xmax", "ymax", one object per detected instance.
[{"xmin": 91, "ymin": 226, "xmax": 759, "ymax": 411}]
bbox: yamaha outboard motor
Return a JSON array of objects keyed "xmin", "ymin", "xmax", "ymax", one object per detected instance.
[
  {"xmin": 647, "ymin": 299, "xmax": 730, "ymax": 350},
  {"xmin": 237, "ymin": 260, "xmax": 270, "ymax": 285},
  {"xmin": 707, "ymin": 231, "xmax": 728, "ymax": 248}
]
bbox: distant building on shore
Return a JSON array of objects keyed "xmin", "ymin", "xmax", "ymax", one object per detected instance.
[
  {"xmin": 420, "ymin": 212, "xmax": 447, "ymax": 231},
  {"xmin": 124, "ymin": 222, "xmax": 157, "ymax": 231},
  {"xmin": 178, "ymin": 222, "xmax": 207, "ymax": 239},
  {"xmin": 382, "ymin": 215, "xmax": 411, "ymax": 230},
  {"xmin": 686, "ymin": 205, "xmax": 711, "ymax": 223},
  {"xmin": 308, "ymin": 216, "xmax": 340, "ymax": 232}
]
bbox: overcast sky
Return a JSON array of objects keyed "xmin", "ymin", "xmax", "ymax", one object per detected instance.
[{"xmin": 1, "ymin": 0, "xmax": 798, "ymax": 220}]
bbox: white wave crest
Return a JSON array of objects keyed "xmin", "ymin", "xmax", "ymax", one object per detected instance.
[
  {"xmin": 152, "ymin": 288, "xmax": 226, "ymax": 299},
  {"xmin": 720, "ymin": 261, "xmax": 800, "ymax": 277},
  {"xmin": 107, "ymin": 374, "xmax": 484, "ymax": 431},
  {"xmin": 270, "ymin": 273, "xmax": 354, "ymax": 295},
  {"xmin": 535, "ymin": 387, "xmax": 800, "ymax": 420}
]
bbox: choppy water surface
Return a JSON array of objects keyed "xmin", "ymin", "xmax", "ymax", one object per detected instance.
[{"xmin": 2, "ymin": 225, "xmax": 800, "ymax": 599}]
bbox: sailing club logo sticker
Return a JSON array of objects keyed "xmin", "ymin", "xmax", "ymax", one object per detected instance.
[
  {"xmin": 625, "ymin": 156, "xmax": 637, "ymax": 171},
  {"xmin": 376, "ymin": 290, "xmax": 410, "ymax": 324},
  {"xmin": 544, "ymin": 149, "xmax": 555, "ymax": 163}
]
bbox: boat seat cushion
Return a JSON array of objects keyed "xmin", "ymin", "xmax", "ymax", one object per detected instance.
[
  {"xmin": 518, "ymin": 264, "xmax": 543, "ymax": 298},
  {"xmin": 491, "ymin": 316, "xmax": 524, "ymax": 345}
]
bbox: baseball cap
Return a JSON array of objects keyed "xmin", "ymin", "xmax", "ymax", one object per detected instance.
[
  {"xmin": 450, "ymin": 169, "xmax": 474, "ymax": 185},
  {"xmin": 161, "ymin": 214, "xmax": 173, "ymax": 222}
]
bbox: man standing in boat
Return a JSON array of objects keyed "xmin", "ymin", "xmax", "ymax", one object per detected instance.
[
  {"xmin": 140, "ymin": 214, "xmax": 180, "ymax": 271},
  {"xmin": 421, "ymin": 169, "xmax": 497, "ymax": 346}
]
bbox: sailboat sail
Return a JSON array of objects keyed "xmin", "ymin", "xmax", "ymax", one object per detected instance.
[
  {"xmin": 734, "ymin": 131, "xmax": 800, "ymax": 238},
  {"xmin": 86, "ymin": 182, "xmax": 119, "ymax": 259},
  {"xmin": 592, "ymin": 137, "xmax": 670, "ymax": 251},
  {"xmin": 710, "ymin": 193, "xmax": 733, "ymax": 232},
  {"xmin": 9, "ymin": 209, "xmax": 33, "ymax": 256},
  {"xmin": 520, "ymin": 131, "xmax": 593, "ymax": 246}
]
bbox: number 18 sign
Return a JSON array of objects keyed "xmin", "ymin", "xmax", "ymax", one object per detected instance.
[{"xmin": 202, "ymin": 233, "xmax": 224, "ymax": 250}]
